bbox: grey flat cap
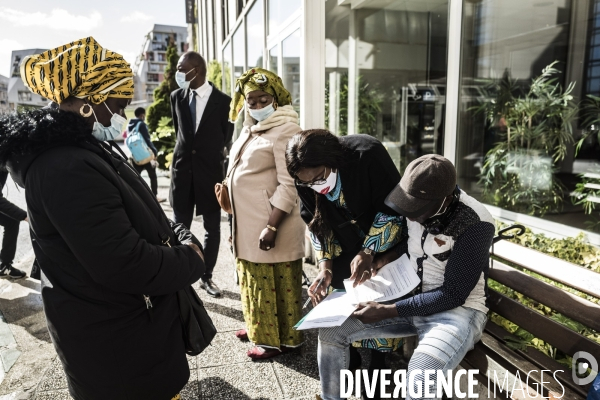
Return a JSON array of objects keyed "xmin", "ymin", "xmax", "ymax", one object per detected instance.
[{"xmin": 385, "ymin": 154, "xmax": 456, "ymax": 218}]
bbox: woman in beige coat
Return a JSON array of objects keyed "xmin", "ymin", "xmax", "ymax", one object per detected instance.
[{"xmin": 227, "ymin": 68, "xmax": 305, "ymax": 359}]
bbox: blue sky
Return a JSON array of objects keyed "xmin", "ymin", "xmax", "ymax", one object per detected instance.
[{"xmin": 0, "ymin": 0, "xmax": 189, "ymax": 77}]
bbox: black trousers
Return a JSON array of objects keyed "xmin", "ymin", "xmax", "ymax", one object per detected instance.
[
  {"xmin": 131, "ymin": 161, "xmax": 158, "ymax": 195},
  {"xmin": 0, "ymin": 213, "xmax": 19, "ymax": 266},
  {"xmin": 173, "ymin": 202, "xmax": 221, "ymax": 281}
]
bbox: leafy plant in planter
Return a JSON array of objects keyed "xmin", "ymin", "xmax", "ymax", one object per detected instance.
[
  {"xmin": 477, "ymin": 62, "xmax": 577, "ymax": 216},
  {"xmin": 572, "ymin": 94, "xmax": 600, "ymax": 231},
  {"xmin": 150, "ymin": 116, "xmax": 176, "ymax": 170},
  {"xmin": 325, "ymin": 73, "xmax": 382, "ymax": 136}
]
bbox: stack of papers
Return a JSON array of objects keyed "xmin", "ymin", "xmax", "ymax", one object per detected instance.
[
  {"xmin": 343, "ymin": 254, "xmax": 420, "ymax": 304},
  {"xmin": 294, "ymin": 254, "xmax": 420, "ymax": 330}
]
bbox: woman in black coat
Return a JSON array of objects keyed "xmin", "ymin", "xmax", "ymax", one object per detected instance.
[{"xmin": 0, "ymin": 38, "xmax": 204, "ymax": 400}]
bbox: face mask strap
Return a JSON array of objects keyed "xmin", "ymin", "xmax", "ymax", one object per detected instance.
[{"xmin": 103, "ymin": 102, "xmax": 114, "ymax": 116}]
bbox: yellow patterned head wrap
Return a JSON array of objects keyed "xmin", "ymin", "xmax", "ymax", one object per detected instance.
[
  {"xmin": 20, "ymin": 37, "xmax": 134, "ymax": 105},
  {"xmin": 229, "ymin": 68, "xmax": 292, "ymax": 121}
]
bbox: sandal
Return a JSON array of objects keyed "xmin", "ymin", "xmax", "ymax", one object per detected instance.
[
  {"xmin": 234, "ymin": 329, "xmax": 248, "ymax": 341},
  {"xmin": 246, "ymin": 346, "xmax": 288, "ymax": 360}
]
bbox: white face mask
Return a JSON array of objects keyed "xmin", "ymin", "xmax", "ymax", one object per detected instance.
[
  {"xmin": 175, "ymin": 68, "xmax": 197, "ymax": 90},
  {"xmin": 310, "ymin": 169, "xmax": 338, "ymax": 195},
  {"xmin": 247, "ymin": 102, "xmax": 276, "ymax": 122},
  {"xmin": 91, "ymin": 103, "xmax": 127, "ymax": 141}
]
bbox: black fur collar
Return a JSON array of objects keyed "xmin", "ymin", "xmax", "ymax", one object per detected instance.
[{"xmin": 0, "ymin": 109, "xmax": 95, "ymax": 187}]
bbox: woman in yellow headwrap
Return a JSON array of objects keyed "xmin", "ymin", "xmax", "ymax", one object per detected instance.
[
  {"xmin": 0, "ymin": 37, "xmax": 204, "ymax": 400},
  {"xmin": 227, "ymin": 68, "xmax": 306, "ymax": 359}
]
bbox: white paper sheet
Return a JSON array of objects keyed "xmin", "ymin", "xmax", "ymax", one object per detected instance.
[
  {"xmin": 294, "ymin": 291, "xmax": 356, "ymax": 330},
  {"xmin": 343, "ymin": 254, "xmax": 420, "ymax": 304}
]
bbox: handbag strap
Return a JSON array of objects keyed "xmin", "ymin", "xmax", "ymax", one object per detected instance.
[{"xmin": 226, "ymin": 132, "xmax": 257, "ymax": 179}]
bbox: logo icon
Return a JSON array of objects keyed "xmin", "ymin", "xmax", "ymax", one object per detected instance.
[{"xmin": 572, "ymin": 351, "xmax": 598, "ymax": 386}]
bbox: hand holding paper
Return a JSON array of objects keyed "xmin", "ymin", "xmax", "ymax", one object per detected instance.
[{"xmin": 343, "ymin": 254, "xmax": 419, "ymax": 304}]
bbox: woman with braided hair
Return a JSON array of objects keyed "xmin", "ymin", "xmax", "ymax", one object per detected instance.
[{"xmin": 0, "ymin": 37, "xmax": 204, "ymax": 400}]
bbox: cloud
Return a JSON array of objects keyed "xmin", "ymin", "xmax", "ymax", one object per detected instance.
[
  {"xmin": 120, "ymin": 11, "xmax": 153, "ymax": 23},
  {"xmin": 0, "ymin": 38, "xmax": 23, "ymax": 77},
  {"xmin": 0, "ymin": 8, "xmax": 102, "ymax": 32}
]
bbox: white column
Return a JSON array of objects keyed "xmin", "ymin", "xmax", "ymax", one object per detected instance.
[
  {"xmin": 300, "ymin": 0, "xmax": 326, "ymax": 130},
  {"xmin": 347, "ymin": 9, "xmax": 358, "ymax": 135},
  {"xmin": 443, "ymin": 0, "xmax": 463, "ymax": 164},
  {"xmin": 329, "ymin": 71, "xmax": 341, "ymax": 134}
]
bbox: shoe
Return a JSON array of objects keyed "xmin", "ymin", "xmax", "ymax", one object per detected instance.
[
  {"xmin": 0, "ymin": 264, "xmax": 26, "ymax": 280},
  {"xmin": 246, "ymin": 346, "xmax": 289, "ymax": 360},
  {"xmin": 200, "ymin": 278, "xmax": 222, "ymax": 297},
  {"xmin": 234, "ymin": 329, "xmax": 248, "ymax": 341}
]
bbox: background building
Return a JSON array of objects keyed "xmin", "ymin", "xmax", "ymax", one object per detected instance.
[
  {"xmin": 0, "ymin": 74, "xmax": 9, "ymax": 114},
  {"xmin": 7, "ymin": 49, "xmax": 49, "ymax": 111},
  {"xmin": 133, "ymin": 24, "xmax": 189, "ymax": 105},
  {"xmin": 195, "ymin": 0, "xmax": 600, "ymax": 244}
]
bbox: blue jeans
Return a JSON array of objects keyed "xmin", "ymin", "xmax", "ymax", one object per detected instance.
[{"xmin": 318, "ymin": 306, "xmax": 487, "ymax": 400}]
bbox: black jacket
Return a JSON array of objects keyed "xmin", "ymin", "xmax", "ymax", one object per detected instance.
[
  {"xmin": 0, "ymin": 109, "xmax": 204, "ymax": 400},
  {"xmin": 296, "ymin": 134, "xmax": 402, "ymax": 288},
  {"xmin": 0, "ymin": 170, "xmax": 26, "ymax": 221},
  {"xmin": 169, "ymin": 83, "xmax": 234, "ymax": 214},
  {"xmin": 128, "ymin": 118, "xmax": 157, "ymax": 155}
]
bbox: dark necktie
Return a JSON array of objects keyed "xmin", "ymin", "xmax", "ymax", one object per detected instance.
[{"xmin": 189, "ymin": 90, "xmax": 197, "ymax": 132}]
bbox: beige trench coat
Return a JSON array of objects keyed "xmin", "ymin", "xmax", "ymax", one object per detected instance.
[{"xmin": 227, "ymin": 121, "xmax": 305, "ymax": 264}]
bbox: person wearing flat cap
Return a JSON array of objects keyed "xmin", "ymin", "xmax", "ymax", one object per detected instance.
[
  {"xmin": 0, "ymin": 37, "xmax": 205, "ymax": 400},
  {"xmin": 315, "ymin": 154, "xmax": 495, "ymax": 400}
]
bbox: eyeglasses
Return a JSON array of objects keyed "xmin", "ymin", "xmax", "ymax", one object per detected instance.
[{"xmin": 295, "ymin": 167, "xmax": 329, "ymax": 187}]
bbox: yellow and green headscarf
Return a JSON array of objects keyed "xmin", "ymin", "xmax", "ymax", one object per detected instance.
[
  {"xmin": 20, "ymin": 36, "xmax": 134, "ymax": 105},
  {"xmin": 229, "ymin": 68, "xmax": 292, "ymax": 121}
]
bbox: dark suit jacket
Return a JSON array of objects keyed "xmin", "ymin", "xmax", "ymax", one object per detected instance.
[{"xmin": 169, "ymin": 83, "xmax": 234, "ymax": 215}]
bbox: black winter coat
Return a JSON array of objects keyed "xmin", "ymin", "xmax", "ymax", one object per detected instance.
[
  {"xmin": 169, "ymin": 83, "xmax": 234, "ymax": 215},
  {"xmin": 296, "ymin": 134, "xmax": 402, "ymax": 289},
  {"xmin": 0, "ymin": 110, "xmax": 204, "ymax": 400}
]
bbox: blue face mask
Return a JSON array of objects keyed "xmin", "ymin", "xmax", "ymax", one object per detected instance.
[
  {"xmin": 91, "ymin": 103, "xmax": 127, "ymax": 141},
  {"xmin": 175, "ymin": 68, "xmax": 197, "ymax": 90},
  {"xmin": 248, "ymin": 102, "xmax": 276, "ymax": 122}
]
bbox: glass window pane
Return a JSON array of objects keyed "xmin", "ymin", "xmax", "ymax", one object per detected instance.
[
  {"xmin": 282, "ymin": 29, "xmax": 301, "ymax": 115},
  {"xmin": 223, "ymin": 42, "xmax": 232, "ymax": 96},
  {"xmin": 233, "ymin": 24, "xmax": 246, "ymax": 80},
  {"xmin": 326, "ymin": 2, "xmax": 448, "ymax": 173},
  {"xmin": 247, "ymin": 0, "xmax": 264, "ymax": 68},
  {"xmin": 456, "ymin": 0, "xmax": 600, "ymax": 231},
  {"xmin": 268, "ymin": 0, "xmax": 300, "ymax": 36},
  {"xmin": 269, "ymin": 45, "xmax": 278, "ymax": 75}
]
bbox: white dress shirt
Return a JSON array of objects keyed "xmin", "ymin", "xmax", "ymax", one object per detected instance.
[{"xmin": 189, "ymin": 80, "xmax": 213, "ymax": 132}]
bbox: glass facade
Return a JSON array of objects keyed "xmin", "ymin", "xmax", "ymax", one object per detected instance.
[
  {"xmin": 246, "ymin": 1, "xmax": 264, "ymax": 68},
  {"xmin": 268, "ymin": 0, "xmax": 301, "ymax": 36},
  {"xmin": 223, "ymin": 42, "xmax": 232, "ymax": 96},
  {"xmin": 205, "ymin": 0, "xmax": 600, "ymax": 237},
  {"xmin": 325, "ymin": 1, "xmax": 449, "ymax": 173},
  {"xmin": 282, "ymin": 30, "xmax": 301, "ymax": 114},
  {"xmin": 457, "ymin": 0, "xmax": 600, "ymax": 232}
]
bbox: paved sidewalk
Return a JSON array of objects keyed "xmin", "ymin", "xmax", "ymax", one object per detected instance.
[{"xmin": 0, "ymin": 174, "xmax": 369, "ymax": 400}]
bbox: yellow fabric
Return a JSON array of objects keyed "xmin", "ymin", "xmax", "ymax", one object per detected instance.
[
  {"xmin": 229, "ymin": 67, "xmax": 292, "ymax": 121},
  {"xmin": 171, "ymin": 395, "xmax": 180, "ymax": 400},
  {"xmin": 237, "ymin": 258, "xmax": 304, "ymax": 349},
  {"xmin": 20, "ymin": 36, "xmax": 134, "ymax": 105}
]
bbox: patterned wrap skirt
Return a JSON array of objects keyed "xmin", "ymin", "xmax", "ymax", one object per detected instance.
[{"xmin": 237, "ymin": 259, "xmax": 304, "ymax": 349}]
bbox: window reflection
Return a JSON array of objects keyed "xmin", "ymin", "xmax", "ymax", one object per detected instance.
[
  {"xmin": 268, "ymin": 0, "xmax": 301, "ymax": 36},
  {"xmin": 269, "ymin": 46, "xmax": 278, "ymax": 75},
  {"xmin": 282, "ymin": 30, "xmax": 301, "ymax": 115},
  {"xmin": 223, "ymin": 42, "xmax": 232, "ymax": 96},
  {"xmin": 233, "ymin": 25, "xmax": 246, "ymax": 80},
  {"xmin": 457, "ymin": 0, "xmax": 600, "ymax": 232},
  {"xmin": 325, "ymin": 0, "xmax": 449, "ymax": 173},
  {"xmin": 247, "ymin": 1, "xmax": 264, "ymax": 68}
]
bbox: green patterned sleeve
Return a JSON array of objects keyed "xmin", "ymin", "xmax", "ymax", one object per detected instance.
[
  {"xmin": 309, "ymin": 231, "xmax": 342, "ymax": 263},
  {"xmin": 362, "ymin": 213, "xmax": 404, "ymax": 253}
]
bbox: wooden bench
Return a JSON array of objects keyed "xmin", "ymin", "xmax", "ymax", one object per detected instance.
[
  {"xmin": 464, "ymin": 228, "xmax": 600, "ymax": 399},
  {"xmin": 401, "ymin": 226, "xmax": 600, "ymax": 399}
]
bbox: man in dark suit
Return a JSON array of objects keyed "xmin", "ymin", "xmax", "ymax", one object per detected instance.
[
  {"xmin": 170, "ymin": 51, "xmax": 234, "ymax": 297},
  {"xmin": 0, "ymin": 169, "xmax": 27, "ymax": 279}
]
